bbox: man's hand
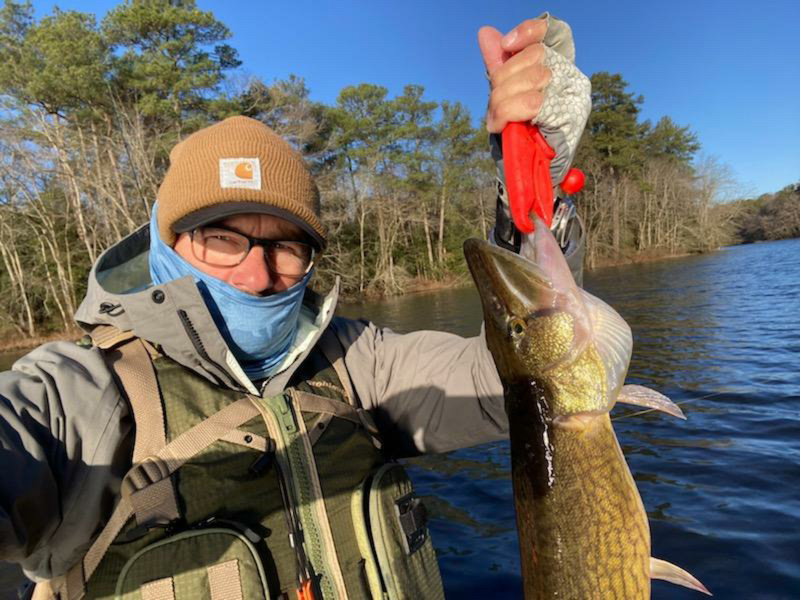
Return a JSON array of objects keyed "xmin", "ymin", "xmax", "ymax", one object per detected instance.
[
  {"xmin": 478, "ymin": 18, "xmax": 551, "ymax": 134},
  {"xmin": 479, "ymin": 13, "xmax": 590, "ymax": 254},
  {"xmin": 478, "ymin": 13, "xmax": 590, "ymax": 171}
]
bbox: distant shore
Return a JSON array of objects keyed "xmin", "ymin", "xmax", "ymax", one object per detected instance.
[
  {"xmin": 0, "ymin": 248, "xmax": 711, "ymax": 354},
  {"xmin": 0, "ymin": 330, "xmax": 81, "ymax": 354}
]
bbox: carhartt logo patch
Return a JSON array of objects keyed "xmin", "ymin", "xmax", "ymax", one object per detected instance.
[{"xmin": 220, "ymin": 158, "xmax": 261, "ymax": 189}]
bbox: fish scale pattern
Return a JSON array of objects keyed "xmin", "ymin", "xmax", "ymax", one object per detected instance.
[{"xmin": 511, "ymin": 412, "xmax": 651, "ymax": 599}]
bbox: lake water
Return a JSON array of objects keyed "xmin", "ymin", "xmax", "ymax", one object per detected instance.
[
  {"xmin": 2, "ymin": 238, "xmax": 799, "ymax": 598},
  {"xmin": 338, "ymin": 238, "xmax": 800, "ymax": 599}
]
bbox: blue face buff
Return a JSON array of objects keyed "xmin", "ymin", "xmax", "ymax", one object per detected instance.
[{"xmin": 148, "ymin": 204, "xmax": 312, "ymax": 381}]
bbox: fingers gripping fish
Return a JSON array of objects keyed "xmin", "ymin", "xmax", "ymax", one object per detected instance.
[{"xmin": 464, "ymin": 221, "xmax": 710, "ymax": 599}]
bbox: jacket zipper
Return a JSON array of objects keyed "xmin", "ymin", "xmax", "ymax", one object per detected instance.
[
  {"xmin": 259, "ymin": 394, "xmax": 327, "ymax": 598},
  {"xmin": 177, "ymin": 309, "xmax": 229, "ymax": 379}
]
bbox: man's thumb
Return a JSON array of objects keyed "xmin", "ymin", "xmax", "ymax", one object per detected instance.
[{"xmin": 478, "ymin": 26, "xmax": 507, "ymax": 77}]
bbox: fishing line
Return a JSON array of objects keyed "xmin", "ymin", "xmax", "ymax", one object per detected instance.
[{"xmin": 612, "ymin": 391, "xmax": 723, "ymax": 422}]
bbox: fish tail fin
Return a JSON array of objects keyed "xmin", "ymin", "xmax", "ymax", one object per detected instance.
[{"xmin": 651, "ymin": 557, "xmax": 712, "ymax": 596}]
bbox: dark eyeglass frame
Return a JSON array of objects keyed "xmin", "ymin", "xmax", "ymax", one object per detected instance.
[{"xmin": 189, "ymin": 225, "xmax": 316, "ymax": 278}]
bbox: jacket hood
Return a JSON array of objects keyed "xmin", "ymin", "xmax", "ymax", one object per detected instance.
[{"xmin": 75, "ymin": 223, "xmax": 339, "ymax": 395}]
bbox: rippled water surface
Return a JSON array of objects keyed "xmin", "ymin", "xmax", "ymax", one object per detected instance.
[
  {"xmin": 339, "ymin": 238, "xmax": 800, "ymax": 599},
  {"xmin": 2, "ymin": 239, "xmax": 797, "ymax": 598}
]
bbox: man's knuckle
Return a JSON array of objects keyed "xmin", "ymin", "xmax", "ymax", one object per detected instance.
[
  {"xmin": 498, "ymin": 98, "xmax": 518, "ymax": 123},
  {"xmin": 488, "ymin": 94, "xmax": 500, "ymax": 114},
  {"xmin": 518, "ymin": 23, "xmax": 536, "ymax": 39},
  {"xmin": 528, "ymin": 92, "xmax": 544, "ymax": 113},
  {"xmin": 542, "ymin": 66, "xmax": 553, "ymax": 87},
  {"xmin": 535, "ymin": 65, "xmax": 552, "ymax": 89},
  {"xmin": 519, "ymin": 43, "xmax": 544, "ymax": 67}
]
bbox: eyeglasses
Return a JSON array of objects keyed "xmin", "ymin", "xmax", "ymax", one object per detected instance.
[{"xmin": 190, "ymin": 225, "xmax": 315, "ymax": 278}]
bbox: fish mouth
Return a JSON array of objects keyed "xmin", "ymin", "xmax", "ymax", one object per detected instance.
[{"xmin": 463, "ymin": 238, "xmax": 554, "ymax": 318}]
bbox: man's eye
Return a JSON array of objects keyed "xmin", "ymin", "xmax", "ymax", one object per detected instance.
[{"xmin": 273, "ymin": 241, "xmax": 303, "ymax": 254}]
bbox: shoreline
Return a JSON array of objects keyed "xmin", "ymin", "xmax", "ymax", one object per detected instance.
[
  {"xmin": 0, "ymin": 330, "xmax": 81, "ymax": 354},
  {"xmin": 0, "ymin": 248, "xmax": 710, "ymax": 354},
  {"xmin": 588, "ymin": 248, "xmax": 702, "ymax": 269}
]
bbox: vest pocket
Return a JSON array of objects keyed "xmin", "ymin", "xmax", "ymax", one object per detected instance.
[
  {"xmin": 351, "ymin": 464, "xmax": 445, "ymax": 600},
  {"xmin": 115, "ymin": 528, "xmax": 271, "ymax": 599}
]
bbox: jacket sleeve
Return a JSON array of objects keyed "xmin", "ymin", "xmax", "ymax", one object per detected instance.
[
  {"xmin": 331, "ymin": 317, "xmax": 507, "ymax": 458},
  {"xmin": 0, "ymin": 341, "xmax": 132, "ymax": 580}
]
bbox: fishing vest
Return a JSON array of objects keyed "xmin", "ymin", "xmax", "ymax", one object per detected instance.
[{"xmin": 39, "ymin": 325, "xmax": 445, "ymax": 600}]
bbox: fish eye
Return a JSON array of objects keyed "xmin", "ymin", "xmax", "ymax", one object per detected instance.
[{"xmin": 510, "ymin": 318, "xmax": 526, "ymax": 335}]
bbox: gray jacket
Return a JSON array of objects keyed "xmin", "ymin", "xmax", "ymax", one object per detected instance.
[{"xmin": 0, "ymin": 224, "xmax": 507, "ymax": 581}]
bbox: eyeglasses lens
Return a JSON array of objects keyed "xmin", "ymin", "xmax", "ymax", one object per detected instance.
[{"xmin": 191, "ymin": 227, "xmax": 313, "ymax": 277}]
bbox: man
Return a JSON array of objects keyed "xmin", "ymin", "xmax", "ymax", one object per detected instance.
[{"xmin": 0, "ymin": 14, "xmax": 589, "ymax": 599}]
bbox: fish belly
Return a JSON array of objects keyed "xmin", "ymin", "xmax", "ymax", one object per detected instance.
[{"xmin": 509, "ymin": 402, "xmax": 650, "ymax": 600}]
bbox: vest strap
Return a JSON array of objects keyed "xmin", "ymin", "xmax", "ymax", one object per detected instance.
[
  {"xmin": 317, "ymin": 325, "xmax": 358, "ymax": 407},
  {"xmin": 294, "ymin": 391, "xmax": 362, "ymax": 425},
  {"xmin": 316, "ymin": 325, "xmax": 382, "ymax": 448},
  {"xmin": 88, "ymin": 324, "xmax": 136, "ymax": 349},
  {"xmin": 295, "ymin": 385, "xmax": 381, "ymax": 451},
  {"xmin": 90, "ymin": 325, "xmax": 181, "ymax": 528},
  {"xmin": 122, "ymin": 398, "xmax": 261, "ymax": 496}
]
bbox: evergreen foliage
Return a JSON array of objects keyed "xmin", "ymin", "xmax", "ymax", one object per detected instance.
[{"xmin": 0, "ymin": 1, "xmax": 795, "ymax": 338}]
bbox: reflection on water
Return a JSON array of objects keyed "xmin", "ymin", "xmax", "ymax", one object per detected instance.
[{"xmin": 340, "ymin": 238, "xmax": 800, "ymax": 599}]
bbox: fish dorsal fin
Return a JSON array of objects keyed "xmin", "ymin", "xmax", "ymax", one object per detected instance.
[
  {"xmin": 651, "ymin": 557, "xmax": 712, "ymax": 596},
  {"xmin": 618, "ymin": 384, "xmax": 686, "ymax": 419}
]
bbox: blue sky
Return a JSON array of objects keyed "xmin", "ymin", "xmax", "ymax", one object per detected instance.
[{"xmin": 33, "ymin": 0, "xmax": 799, "ymax": 196}]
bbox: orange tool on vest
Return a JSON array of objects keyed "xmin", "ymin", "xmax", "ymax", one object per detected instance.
[{"xmin": 296, "ymin": 579, "xmax": 315, "ymax": 600}]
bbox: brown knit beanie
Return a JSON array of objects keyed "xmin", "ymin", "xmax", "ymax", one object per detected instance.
[{"xmin": 156, "ymin": 116, "xmax": 326, "ymax": 249}]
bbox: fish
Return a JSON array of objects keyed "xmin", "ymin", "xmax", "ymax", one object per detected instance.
[{"xmin": 464, "ymin": 221, "xmax": 710, "ymax": 599}]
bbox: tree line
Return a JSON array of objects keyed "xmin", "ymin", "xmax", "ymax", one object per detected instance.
[
  {"xmin": 728, "ymin": 184, "xmax": 800, "ymax": 243},
  {"xmin": 0, "ymin": 0, "xmax": 795, "ymax": 340}
]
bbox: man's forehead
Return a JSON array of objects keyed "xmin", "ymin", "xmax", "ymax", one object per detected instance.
[{"xmin": 217, "ymin": 212, "xmax": 305, "ymax": 238}]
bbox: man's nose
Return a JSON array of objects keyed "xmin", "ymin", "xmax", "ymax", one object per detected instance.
[{"xmin": 230, "ymin": 245, "xmax": 272, "ymax": 295}]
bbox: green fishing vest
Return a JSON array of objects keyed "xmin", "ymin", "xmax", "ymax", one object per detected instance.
[{"xmin": 51, "ymin": 326, "xmax": 445, "ymax": 600}]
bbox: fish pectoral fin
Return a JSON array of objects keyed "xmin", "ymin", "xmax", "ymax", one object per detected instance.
[
  {"xmin": 651, "ymin": 557, "xmax": 712, "ymax": 596},
  {"xmin": 618, "ymin": 384, "xmax": 686, "ymax": 419}
]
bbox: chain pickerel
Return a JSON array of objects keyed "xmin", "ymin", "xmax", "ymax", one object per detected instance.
[{"xmin": 464, "ymin": 222, "xmax": 711, "ymax": 599}]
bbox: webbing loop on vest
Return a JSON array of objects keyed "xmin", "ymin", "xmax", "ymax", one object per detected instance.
[
  {"xmin": 88, "ymin": 324, "xmax": 136, "ymax": 350},
  {"xmin": 121, "ymin": 456, "xmax": 171, "ymax": 496}
]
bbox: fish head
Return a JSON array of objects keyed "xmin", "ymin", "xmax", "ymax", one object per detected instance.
[{"xmin": 464, "ymin": 220, "xmax": 632, "ymax": 418}]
